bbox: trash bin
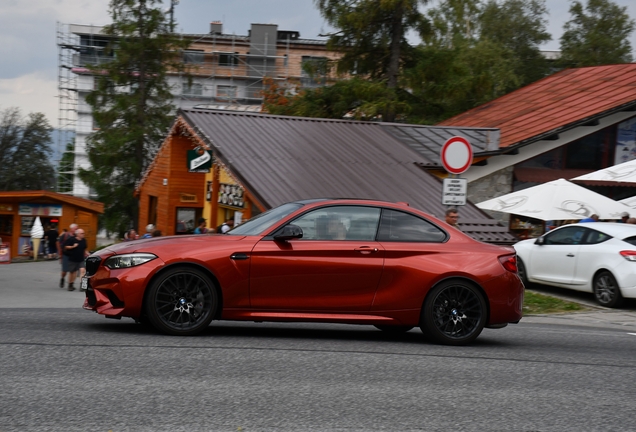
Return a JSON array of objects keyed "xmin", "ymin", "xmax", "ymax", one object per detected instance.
[{"xmin": 0, "ymin": 243, "xmax": 10, "ymax": 264}]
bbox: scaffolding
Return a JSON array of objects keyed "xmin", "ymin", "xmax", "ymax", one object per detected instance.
[{"xmin": 56, "ymin": 22, "xmax": 79, "ymax": 194}]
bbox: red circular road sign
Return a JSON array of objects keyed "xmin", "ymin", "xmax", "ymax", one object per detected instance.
[{"xmin": 440, "ymin": 136, "xmax": 473, "ymax": 175}]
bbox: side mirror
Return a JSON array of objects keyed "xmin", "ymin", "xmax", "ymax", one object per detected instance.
[
  {"xmin": 274, "ymin": 224, "xmax": 303, "ymax": 241},
  {"xmin": 534, "ymin": 237, "xmax": 545, "ymax": 245}
]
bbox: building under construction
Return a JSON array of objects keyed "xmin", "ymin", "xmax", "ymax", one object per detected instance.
[{"xmin": 57, "ymin": 21, "xmax": 340, "ymax": 198}]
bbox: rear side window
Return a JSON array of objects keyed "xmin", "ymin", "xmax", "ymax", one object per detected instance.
[
  {"xmin": 377, "ymin": 209, "xmax": 447, "ymax": 243},
  {"xmin": 622, "ymin": 236, "xmax": 636, "ymax": 246},
  {"xmin": 585, "ymin": 230, "xmax": 612, "ymax": 245}
]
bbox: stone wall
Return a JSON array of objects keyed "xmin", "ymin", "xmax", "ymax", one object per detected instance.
[{"xmin": 467, "ymin": 166, "xmax": 514, "ymax": 226}]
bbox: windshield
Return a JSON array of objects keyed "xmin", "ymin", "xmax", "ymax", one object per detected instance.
[{"xmin": 228, "ymin": 203, "xmax": 303, "ymax": 236}]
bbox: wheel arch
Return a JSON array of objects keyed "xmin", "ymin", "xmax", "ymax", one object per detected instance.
[{"xmin": 141, "ymin": 262, "xmax": 224, "ymax": 321}]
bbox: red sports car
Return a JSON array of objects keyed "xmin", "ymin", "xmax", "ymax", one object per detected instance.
[{"xmin": 82, "ymin": 199, "xmax": 523, "ymax": 345}]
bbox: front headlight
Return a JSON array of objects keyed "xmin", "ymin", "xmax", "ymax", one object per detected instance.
[{"xmin": 104, "ymin": 253, "xmax": 158, "ymax": 269}]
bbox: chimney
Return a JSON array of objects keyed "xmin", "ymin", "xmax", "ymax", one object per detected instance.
[{"xmin": 210, "ymin": 21, "xmax": 223, "ymax": 35}]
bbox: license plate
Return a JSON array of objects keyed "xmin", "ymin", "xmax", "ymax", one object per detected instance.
[{"xmin": 80, "ymin": 277, "xmax": 89, "ymax": 291}]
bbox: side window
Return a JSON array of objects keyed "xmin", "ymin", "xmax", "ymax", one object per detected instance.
[
  {"xmin": 544, "ymin": 226, "xmax": 588, "ymax": 245},
  {"xmin": 377, "ymin": 209, "xmax": 447, "ymax": 243},
  {"xmin": 585, "ymin": 230, "xmax": 611, "ymax": 245},
  {"xmin": 291, "ymin": 206, "xmax": 381, "ymax": 241}
]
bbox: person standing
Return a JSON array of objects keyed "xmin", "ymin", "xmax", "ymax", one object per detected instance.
[
  {"xmin": 445, "ymin": 208, "xmax": 459, "ymax": 228},
  {"xmin": 63, "ymin": 228, "xmax": 88, "ymax": 291},
  {"xmin": 194, "ymin": 217, "xmax": 208, "ymax": 234},
  {"xmin": 140, "ymin": 224, "xmax": 154, "ymax": 239},
  {"xmin": 58, "ymin": 223, "xmax": 77, "ymax": 288},
  {"xmin": 44, "ymin": 224, "xmax": 59, "ymax": 259},
  {"xmin": 217, "ymin": 218, "xmax": 234, "ymax": 233}
]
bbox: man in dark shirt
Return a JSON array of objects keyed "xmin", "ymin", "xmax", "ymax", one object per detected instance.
[{"xmin": 63, "ymin": 228, "xmax": 88, "ymax": 291}]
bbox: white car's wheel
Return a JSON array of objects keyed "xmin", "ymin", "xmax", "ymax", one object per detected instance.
[{"xmin": 593, "ymin": 271, "xmax": 623, "ymax": 308}]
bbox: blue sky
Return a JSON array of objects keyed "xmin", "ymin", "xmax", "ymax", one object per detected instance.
[{"xmin": 0, "ymin": 0, "xmax": 635, "ymax": 131}]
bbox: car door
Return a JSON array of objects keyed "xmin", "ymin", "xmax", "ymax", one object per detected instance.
[
  {"xmin": 570, "ymin": 228, "xmax": 612, "ymax": 288},
  {"xmin": 249, "ymin": 205, "xmax": 385, "ymax": 311},
  {"xmin": 528, "ymin": 226, "xmax": 588, "ymax": 285}
]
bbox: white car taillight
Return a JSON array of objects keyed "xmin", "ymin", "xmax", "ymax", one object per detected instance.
[{"xmin": 619, "ymin": 250, "xmax": 636, "ymax": 261}]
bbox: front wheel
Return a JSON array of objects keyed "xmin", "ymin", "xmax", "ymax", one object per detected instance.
[
  {"xmin": 593, "ymin": 271, "xmax": 623, "ymax": 308},
  {"xmin": 145, "ymin": 267, "xmax": 218, "ymax": 336},
  {"xmin": 421, "ymin": 280, "xmax": 487, "ymax": 346}
]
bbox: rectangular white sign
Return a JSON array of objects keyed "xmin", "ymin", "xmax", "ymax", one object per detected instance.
[{"xmin": 442, "ymin": 178, "xmax": 468, "ymax": 206}]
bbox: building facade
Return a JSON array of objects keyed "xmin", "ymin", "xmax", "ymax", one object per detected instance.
[{"xmin": 56, "ymin": 22, "xmax": 341, "ymax": 198}]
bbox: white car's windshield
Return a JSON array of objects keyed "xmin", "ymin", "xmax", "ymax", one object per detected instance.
[{"xmin": 228, "ymin": 203, "xmax": 303, "ymax": 236}]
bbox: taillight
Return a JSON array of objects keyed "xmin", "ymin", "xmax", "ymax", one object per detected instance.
[
  {"xmin": 499, "ymin": 254, "xmax": 518, "ymax": 273},
  {"xmin": 619, "ymin": 250, "xmax": 636, "ymax": 261}
]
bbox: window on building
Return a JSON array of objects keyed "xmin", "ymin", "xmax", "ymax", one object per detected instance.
[
  {"xmin": 148, "ymin": 196, "xmax": 158, "ymax": 226},
  {"xmin": 563, "ymin": 130, "xmax": 608, "ymax": 170},
  {"xmin": 218, "ymin": 53, "xmax": 239, "ymax": 67},
  {"xmin": 301, "ymin": 56, "xmax": 328, "ymax": 87},
  {"xmin": 182, "ymin": 79, "xmax": 203, "ymax": 96},
  {"xmin": 79, "ymin": 35, "xmax": 114, "ymax": 66},
  {"xmin": 183, "ymin": 50, "xmax": 204, "ymax": 64},
  {"xmin": 217, "ymin": 85, "xmax": 237, "ymax": 100}
]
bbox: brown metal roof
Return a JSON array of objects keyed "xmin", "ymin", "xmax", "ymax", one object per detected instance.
[
  {"xmin": 179, "ymin": 109, "xmax": 517, "ymax": 244},
  {"xmin": 0, "ymin": 190, "xmax": 104, "ymax": 214}
]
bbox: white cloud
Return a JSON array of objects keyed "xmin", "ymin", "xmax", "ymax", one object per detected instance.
[{"xmin": 0, "ymin": 72, "xmax": 59, "ymax": 125}]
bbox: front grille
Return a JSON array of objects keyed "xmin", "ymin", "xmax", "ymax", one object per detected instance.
[{"xmin": 85, "ymin": 256, "xmax": 102, "ymax": 276}]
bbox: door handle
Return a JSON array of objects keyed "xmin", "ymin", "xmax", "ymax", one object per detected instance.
[
  {"xmin": 354, "ymin": 247, "xmax": 378, "ymax": 254},
  {"xmin": 230, "ymin": 253, "xmax": 249, "ymax": 260},
  {"xmin": 566, "ymin": 253, "xmax": 575, "ymax": 257}
]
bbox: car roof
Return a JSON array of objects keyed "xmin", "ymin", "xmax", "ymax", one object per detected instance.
[{"xmin": 573, "ymin": 222, "xmax": 636, "ymax": 239}]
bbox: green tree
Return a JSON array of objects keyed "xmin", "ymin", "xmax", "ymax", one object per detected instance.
[
  {"xmin": 316, "ymin": 0, "xmax": 430, "ymax": 90},
  {"xmin": 479, "ymin": 0, "xmax": 551, "ymax": 87},
  {"xmin": 263, "ymin": 77, "xmax": 411, "ymax": 120},
  {"xmin": 80, "ymin": 0, "xmax": 189, "ymax": 235},
  {"xmin": 559, "ymin": 0, "xmax": 635, "ymax": 67},
  {"xmin": 0, "ymin": 108, "xmax": 55, "ymax": 191}
]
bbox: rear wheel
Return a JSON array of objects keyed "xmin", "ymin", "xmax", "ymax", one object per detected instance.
[
  {"xmin": 593, "ymin": 271, "xmax": 623, "ymax": 308},
  {"xmin": 145, "ymin": 267, "xmax": 217, "ymax": 335},
  {"xmin": 421, "ymin": 280, "xmax": 487, "ymax": 346},
  {"xmin": 374, "ymin": 325, "xmax": 414, "ymax": 333}
]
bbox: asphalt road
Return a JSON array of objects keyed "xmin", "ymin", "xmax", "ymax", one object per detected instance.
[{"xmin": 1, "ymin": 260, "xmax": 636, "ymax": 431}]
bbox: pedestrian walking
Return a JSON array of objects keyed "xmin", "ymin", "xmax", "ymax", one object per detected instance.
[
  {"xmin": 62, "ymin": 228, "xmax": 88, "ymax": 291},
  {"xmin": 58, "ymin": 224, "xmax": 77, "ymax": 288},
  {"xmin": 44, "ymin": 224, "xmax": 59, "ymax": 259}
]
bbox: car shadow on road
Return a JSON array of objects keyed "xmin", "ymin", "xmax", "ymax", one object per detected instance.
[{"xmin": 84, "ymin": 318, "xmax": 512, "ymax": 347}]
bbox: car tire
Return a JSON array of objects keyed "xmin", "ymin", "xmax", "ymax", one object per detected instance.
[
  {"xmin": 593, "ymin": 271, "xmax": 623, "ymax": 308},
  {"xmin": 421, "ymin": 280, "xmax": 487, "ymax": 346},
  {"xmin": 374, "ymin": 325, "xmax": 414, "ymax": 333},
  {"xmin": 517, "ymin": 258, "xmax": 531, "ymax": 288},
  {"xmin": 145, "ymin": 267, "xmax": 218, "ymax": 336}
]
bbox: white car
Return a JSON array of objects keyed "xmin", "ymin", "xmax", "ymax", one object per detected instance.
[{"xmin": 514, "ymin": 222, "xmax": 636, "ymax": 307}]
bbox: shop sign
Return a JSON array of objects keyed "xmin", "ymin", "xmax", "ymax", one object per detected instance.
[
  {"xmin": 187, "ymin": 149, "xmax": 214, "ymax": 173},
  {"xmin": 218, "ymin": 183, "xmax": 245, "ymax": 208},
  {"xmin": 180, "ymin": 193, "xmax": 198, "ymax": 203},
  {"xmin": 19, "ymin": 204, "xmax": 62, "ymax": 216}
]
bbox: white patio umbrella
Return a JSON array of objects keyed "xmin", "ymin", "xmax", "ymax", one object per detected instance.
[
  {"xmin": 476, "ymin": 178, "xmax": 629, "ymax": 221},
  {"xmin": 571, "ymin": 159, "xmax": 636, "ymax": 184},
  {"xmin": 619, "ymin": 196, "xmax": 636, "ymax": 209}
]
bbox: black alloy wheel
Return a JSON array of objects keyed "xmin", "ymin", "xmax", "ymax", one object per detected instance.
[
  {"xmin": 421, "ymin": 280, "xmax": 487, "ymax": 346},
  {"xmin": 593, "ymin": 271, "xmax": 623, "ymax": 308},
  {"xmin": 145, "ymin": 267, "xmax": 218, "ymax": 336},
  {"xmin": 374, "ymin": 325, "xmax": 414, "ymax": 333}
]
